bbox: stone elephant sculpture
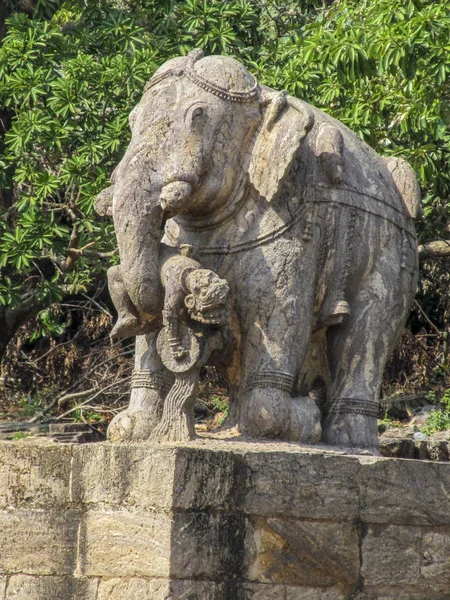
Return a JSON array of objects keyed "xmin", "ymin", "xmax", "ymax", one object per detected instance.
[{"xmin": 97, "ymin": 50, "xmax": 420, "ymax": 452}]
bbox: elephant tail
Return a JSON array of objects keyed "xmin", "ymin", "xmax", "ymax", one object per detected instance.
[{"xmin": 385, "ymin": 156, "xmax": 423, "ymax": 219}]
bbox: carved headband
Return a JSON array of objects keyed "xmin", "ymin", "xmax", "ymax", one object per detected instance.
[{"xmin": 144, "ymin": 50, "xmax": 260, "ymax": 104}]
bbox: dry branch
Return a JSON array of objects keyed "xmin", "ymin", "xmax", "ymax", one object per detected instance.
[{"xmin": 419, "ymin": 240, "xmax": 450, "ymax": 260}]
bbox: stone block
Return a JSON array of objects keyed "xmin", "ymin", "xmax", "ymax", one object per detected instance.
[
  {"xmin": 0, "ymin": 509, "xmax": 79, "ymax": 575},
  {"xmin": 361, "ymin": 524, "xmax": 421, "ymax": 586},
  {"xmin": 0, "ymin": 442, "xmax": 71, "ymax": 509},
  {"xmin": 172, "ymin": 446, "xmax": 236, "ymax": 510},
  {"xmin": 359, "ymin": 459, "xmax": 450, "ymax": 525},
  {"xmin": 97, "ymin": 578, "xmax": 170, "ymax": 600},
  {"xmin": 171, "ymin": 511, "xmax": 246, "ymax": 580},
  {"xmin": 71, "ymin": 444, "xmax": 176, "ymax": 509},
  {"xmin": 246, "ymin": 517, "xmax": 359, "ymax": 587},
  {"xmin": 0, "ymin": 577, "xmax": 6, "ymax": 600},
  {"xmin": 361, "ymin": 587, "xmax": 444, "ymax": 600},
  {"xmin": 5, "ymin": 575, "xmax": 98, "ymax": 600},
  {"xmin": 168, "ymin": 580, "xmax": 226, "ymax": 599},
  {"xmin": 286, "ymin": 587, "xmax": 347, "ymax": 600},
  {"xmin": 73, "ymin": 445, "xmax": 238, "ymax": 511},
  {"xmin": 78, "ymin": 509, "xmax": 171, "ymax": 577},
  {"xmin": 242, "ymin": 451, "xmax": 361, "ymax": 521},
  {"xmin": 420, "ymin": 529, "xmax": 450, "ymax": 594},
  {"xmin": 97, "ymin": 578, "xmax": 225, "ymax": 600},
  {"xmin": 242, "ymin": 583, "xmax": 286, "ymax": 599},
  {"xmin": 378, "ymin": 437, "xmax": 415, "ymax": 458}
]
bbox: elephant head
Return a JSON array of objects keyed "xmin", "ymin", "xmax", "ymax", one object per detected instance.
[{"xmin": 98, "ymin": 50, "xmax": 314, "ymax": 320}]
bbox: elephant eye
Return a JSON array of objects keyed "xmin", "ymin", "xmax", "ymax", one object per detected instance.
[{"xmin": 188, "ymin": 105, "xmax": 207, "ymax": 130}]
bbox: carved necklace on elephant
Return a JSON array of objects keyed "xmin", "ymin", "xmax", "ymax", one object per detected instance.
[{"xmin": 164, "ymin": 187, "xmax": 310, "ymax": 256}]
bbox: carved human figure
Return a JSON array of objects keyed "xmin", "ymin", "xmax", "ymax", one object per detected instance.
[
  {"xmin": 98, "ymin": 50, "xmax": 420, "ymax": 452},
  {"xmin": 106, "ymin": 243, "xmax": 231, "ymax": 442}
]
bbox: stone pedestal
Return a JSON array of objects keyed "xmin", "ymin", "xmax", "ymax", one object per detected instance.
[{"xmin": 0, "ymin": 439, "xmax": 450, "ymax": 599}]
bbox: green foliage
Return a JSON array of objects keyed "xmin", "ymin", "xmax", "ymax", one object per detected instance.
[
  {"xmin": 210, "ymin": 394, "xmax": 229, "ymax": 415},
  {"xmin": 1, "ymin": 0, "xmax": 450, "ymax": 340},
  {"xmin": 29, "ymin": 306, "xmax": 67, "ymax": 341},
  {"xmin": 420, "ymin": 389, "xmax": 450, "ymax": 434},
  {"xmin": 17, "ymin": 395, "xmax": 42, "ymax": 418},
  {"xmin": 12, "ymin": 430, "xmax": 29, "ymax": 440},
  {"xmin": 210, "ymin": 394, "xmax": 229, "ymax": 426}
]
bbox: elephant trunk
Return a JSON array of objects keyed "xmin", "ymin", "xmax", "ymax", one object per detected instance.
[
  {"xmin": 112, "ymin": 152, "xmax": 165, "ymax": 318},
  {"xmin": 160, "ymin": 181, "xmax": 193, "ymax": 212}
]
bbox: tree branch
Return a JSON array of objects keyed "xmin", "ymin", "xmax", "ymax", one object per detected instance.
[{"xmin": 419, "ymin": 240, "xmax": 450, "ymax": 260}]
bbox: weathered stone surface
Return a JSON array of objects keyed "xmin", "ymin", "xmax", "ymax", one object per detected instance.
[
  {"xmin": 168, "ymin": 580, "xmax": 226, "ymax": 599},
  {"xmin": 378, "ymin": 437, "xmax": 416, "ymax": 459},
  {"xmin": 71, "ymin": 444, "xmax": 176, "ymax": 509},
  {"xmin": 247, "ymin": 517, "xmax": 359, "ymax": 587},
  {"xmin": 97, "ymin": 578, "xmax": 170, "ymax": 600},
  {"xmin": 242, "ymin": 585, "xmax": 347, "ymax": 600},
  {"xmin": 5, "ymin": 575, "xmax": 98, "ymax": 600},
  {"xmin": 286, "ymin": 587, "xmax": 347, "ymax": 600},
  {"xmin": 242, "ymin": 452, "xmax": 361, "ymax": 520},
  {"xmin": 359, "ymin": 459, "xmax": 450, "ymax": 525},
  {"xmin": 98, "ymin": 50, "xmax": 418, "ymax": 451},
  {"xmin": 172, "ymin": 446, "xmax": 236, "ymax": 510},
  {"xmin": 171, "ymin": 511, "xmax": 245, "ymax": 580},
  {"xmin": 79, "ymin": 509, "xmax": 171, "ymax": 577},
  {"xmin": 361, "ymin": 588, "xmax": 445, "ymax": 600},
  {"xmin": 243, "ymin": 583, "xmax": 286, "ymax": 599},
  {"xmin": 361, "ymin": 524, "xmax": 421, "ymax": 586},
  {"xmin": 1, "ymin": 441, "xmax": 450, "ymax": 599},
  {"xmin": 0, "ymin": 442, "xmax": 71, "ymax": 508},
  {"xmin": 0, "ymin": 509, "xmax": 78, "ymax": 575},
  {"xmin": 420, "ymin": 529, "xmax": 450, "ymax": 593},
  {"xmin": 98, "ymin": 577, "xmax": 225, "ymax": 600},
  {"xmin": 378, "ymin": 428, "xmax": 450, "ymax": 461},
  {"xmin": 427, "ymin": 440, "xmax": 449, "ymax": 461}
]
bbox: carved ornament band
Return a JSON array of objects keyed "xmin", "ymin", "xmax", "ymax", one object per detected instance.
[
  {"xmin": 144, "ymin": 68, "xmax": 183, "ymax": 93},
  {"xmin": 131, "ymin": 370, "xmax": 174, "ymax": 393},
  {"xmin": 326, "ymin": 398, "xmax": 380, "ymax": 418},
  {"xmin": 165, "ymin": 203, "xmax": 308, "ymax": 256},
  {"xmin": 143, "ymin": 52, "xmax": 259, "ymax": 104},
  {"xmin": 246, "ymin": 371, "xmax": 295, "ymax": 394},
  {"xmin": 185, "ymin": 68, "xmax": 259, "ymax": 103}
]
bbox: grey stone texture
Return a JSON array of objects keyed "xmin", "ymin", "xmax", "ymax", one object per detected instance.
[
  {"xmin": 1, "ymin": 440, "xmax": 450, "ymax": 599},
  {"xmin": 96, "ymin": 51, "xmax": 419, "ymax": 452},
  {"xmin": 4, "ymin": 576, "xmax": 98, "ymax": 600}
]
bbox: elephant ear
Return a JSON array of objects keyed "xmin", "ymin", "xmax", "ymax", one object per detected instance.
[{"xmin": 249, "ymin": 90, "xmax": 314, "ymax": 202}]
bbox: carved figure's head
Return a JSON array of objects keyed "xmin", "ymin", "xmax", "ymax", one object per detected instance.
[
  {"xmin": 184, "ymin": 269, "xmax": 230, "ymax": 326},
  {"xmin": 136, "ymin": 50, "xmax": 262, "ymax": 216}
]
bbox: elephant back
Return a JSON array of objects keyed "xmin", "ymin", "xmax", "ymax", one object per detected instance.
[{"xmin": 293, "ymin": 99, "xmax": 419, "ymax": 235}]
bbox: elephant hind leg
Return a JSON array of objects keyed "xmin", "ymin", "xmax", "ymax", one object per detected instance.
[{"xmin": 322, "ymin": 263, "xmax": 415, "ymax": 452}]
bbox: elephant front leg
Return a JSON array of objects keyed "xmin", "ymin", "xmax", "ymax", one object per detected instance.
[
  {"xmin": 238, "ymin": 282, "xmax": 321, "ymax": 442},
  {"xmin": 107, "ymin": 332, "xmax": 173, "ymax": 442}
]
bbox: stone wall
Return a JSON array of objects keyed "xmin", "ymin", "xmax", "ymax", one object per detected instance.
[{"xmin": 0, "ymin": 440, "xmax": 449, "ymax": 600}]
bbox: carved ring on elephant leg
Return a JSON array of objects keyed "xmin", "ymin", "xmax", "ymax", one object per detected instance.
[
  {"xmin": 325, "ymin": 397, "xmax": 381, "ymax": 418},
  {"xmin": 157, "ymin": 324, "xmax": 200, "ymax": 372}
]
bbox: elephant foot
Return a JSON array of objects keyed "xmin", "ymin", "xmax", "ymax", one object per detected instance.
[
  {"xmin": 107, "ymin": 389, "xmax": 164, "ymax": 442},
  {"xmin": 241, "ymin": 389, "xmax": 320, "ymax": 443},
  {"xmin": 288, "ymin": 396, "xmax": 322, "ymax": 443},
  {"xmin": 321, "ymin": 413, "xmax": 379, "ymax": 454},
  {"xmin": 110, "ymin": 314, "xmax": 152, "ymax": 341},
  {"xmin": 242, "ymin": 388, "xmax": 291, "ymax": 439},
  {"xmin": 107, "ymin": 409, "xmax": 161, "ymax": 443}
]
